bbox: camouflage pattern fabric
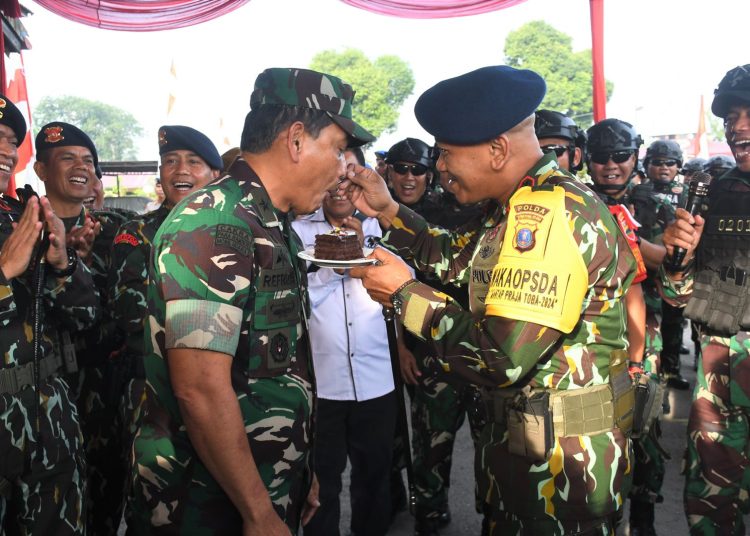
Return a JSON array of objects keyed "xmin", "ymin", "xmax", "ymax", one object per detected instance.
[
  {"xmin": 0, "ymin": 193, "xmax": 100, "ymax": 535},
  {"xmin": 660, "ymin": 167, "xmax": 750, "ymax": 535},
  {"xmin": 62, "ymin": 207, "xmax": 130, "ymax": 535},
  {"xmin": 107, "ymin": 204, "xmax": 171, "ymax": 530},
  {"xmin": 130, "ymin": 157, "xmax": 314, "ymax": 534},
  {"xmin": 381, "ymin": 153, "xmax": 636, "ymax": 535}
]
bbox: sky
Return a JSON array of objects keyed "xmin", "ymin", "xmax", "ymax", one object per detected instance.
[{"xmin": 17, "ymin": 0, "xmax": 750, "ymax": 166}]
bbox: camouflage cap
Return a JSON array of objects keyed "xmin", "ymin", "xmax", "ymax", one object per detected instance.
[
  {"xmin": 712, "ymin": 64, "xmax": 750, "ymax": 118},
  {"xmin": 250, "ymin": 67, "xmax": 375, "ymax": 147}
]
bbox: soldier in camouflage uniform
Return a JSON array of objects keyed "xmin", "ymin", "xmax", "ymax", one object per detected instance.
[
  {"xmin": 130, "ymin": 67, "xmax": 374, "ymax": 534},
  {"xmin": 640, "ymin": 140, "xmax": 692, "ymax": 392},
  {"xmin": 661, "ymin": 64, "xmax": 750, "ymax": 536},
  {"xmin": 585, "ymin": 120, "xmax": 669, "ymax": 536},
  {"xmin": 109, "ymin": 125, "xmax": 221, "ymax": 529},
  {"xmin": 534, "ymin": 109, "xmax": 587, "ymax": 176},
  {"xmin": 346, "ymin": 65, "xmax": 636, "ymax": 535},
  {"xmin": 0, "ymin": 96, "xmax": 100, "ymax": 535},
  {"xmin": 33, "ymin": 121, "xmax": 130, "ymax": 535}
]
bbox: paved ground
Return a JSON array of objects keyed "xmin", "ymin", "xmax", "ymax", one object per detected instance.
[{"xmin": 339, "ymin": 330, "xmax": 747, "ymax": 535}]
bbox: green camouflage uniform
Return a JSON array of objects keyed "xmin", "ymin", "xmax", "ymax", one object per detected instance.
[
  {"xmin": 383, "ymin": 154, "xmax": 636, "ymax": 535},
  {"xmin": 0, "ymin": 193, "xmax": 100, "ymax": 535},
  {"xmin": 107, "ymin": 204, "xmax": 171, "ymax": 529},
  {"xmin": 61, "ymin": 207, "xmax": 129, "ymax": 535},
  {"xmin": 130, "ymin": 157, "xmax": 314, "ymax": 534},
  {"xmin": 401, "ymin": 190, "xmax": 487, "ymax": 522},
  {"xmin": 661, "ymin": 167, "xmax": 750, "ymax": 536}
]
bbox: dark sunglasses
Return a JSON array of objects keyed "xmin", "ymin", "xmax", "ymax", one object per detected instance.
[
  {"xmin": 540, "ymin": 144, "xmax": 568, "ymax": 158},
  {"xmin": 650, "ymin": 159, "xmax": 678, "ymax": 167},
  {"xmin": 391, "ymin": 163, "xmax": 429, "ymax": 176},
  {"xmin": 590, "ymin": 151, "xmax": 633, "ymax": 165}
]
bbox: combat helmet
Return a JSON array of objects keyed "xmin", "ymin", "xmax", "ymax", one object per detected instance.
[
  {"xmin": 386, "ymin": 137, "xmax": 434, "ymax": 168},
  {"xmin": 682, "ymin": 157, "xmax": 707, "ymax": 177},
  {"xmin": 712, "ymin": 64, "xmax": 750, "ymax": 119},
  {"xmin": 534, "ymin": 110, "xmax": 586, "ymax": 171},
  {"xmin": 704, "ymin": 154, "xmax": 736, "ymax": 179},
  {"xmin": 586, "ymin": 118, "xmax": 643, "ymax": 154},
  {"xmin": 643, "ymin": 140, "xmax": 683, "ymax": 170}
]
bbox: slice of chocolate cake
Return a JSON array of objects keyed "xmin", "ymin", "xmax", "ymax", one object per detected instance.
[{"xmin": 314, "ymin": 228, "xmax": 363, "ymax": 261}]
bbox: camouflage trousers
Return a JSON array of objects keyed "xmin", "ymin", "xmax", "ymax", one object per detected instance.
[
  {"xmin": 630, "ymin": 309, "xmax": 666, "ymax": 504},
  {"xmin": 130, "ymin": 379, "xmax": 313, "ymax": 534},
  {"xmin": 119, "ymin": 376, "xmax": 147, "ymax": 528},
  {"xmin": 411, "ymin": 369, "xmax": 485, "ymax": 519},
  {"xmin": 0, "ymin": 377, "xmax": 86, "ymax": 535},
  {"xmin": 75, "ymin": 361, "xmax": 129, "ymax": 536},
  {"xmin": 684, "ymin": 334, "xmax": 750, "ymax": 536},
  {"xmin": 476, "ymin": 420, "xmax": 631, "ymax": 536}
]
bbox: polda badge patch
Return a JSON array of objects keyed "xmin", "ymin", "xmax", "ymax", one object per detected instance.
[{"xmin": 512, "ymin": 203, "xmax": 549, "ymax": 253}]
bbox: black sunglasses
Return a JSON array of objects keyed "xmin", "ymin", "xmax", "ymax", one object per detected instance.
[
  {"xmin": 590, "ymin": 151, "xmax": 633, "ymax": 165},
  {"xmin": 540, "ymin": 144, "xmax": 568, "ymax": 158},
  {"xmin": 650, "ymin": 159, "xmax": 678, "ymax": 167},
  {"xmin": 391, "ymin": 163, "xmax": 429, "ymax": 176}
]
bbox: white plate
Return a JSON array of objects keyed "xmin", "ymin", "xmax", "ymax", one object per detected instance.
[{"xmin": 298, "ymin": 247, "xmax": 377, "ymax": 269}]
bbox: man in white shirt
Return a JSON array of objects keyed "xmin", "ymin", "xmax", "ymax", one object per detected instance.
[{"xmin": 293, "ymin": 147, "xmax": 397, "ymax": 536}]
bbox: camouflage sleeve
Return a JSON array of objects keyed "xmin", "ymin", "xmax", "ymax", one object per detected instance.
[
  {"xmin": 382, "ymin": 204, "xmax": 483, "ymax": 285},
  {"xmin": 0, "ymin": 268, "xmax": 16, "ymax": 322},
  {"xmin": 44, "ymin": 258, "xmax": 101, "ymax": 330},
  {"xmin": 155, "ymin": 210, "xmax": 253, "ymax": 356},
  {"xmin": 658, "ymin": 264, "xmax": 693, "ymax": 307},
  {"xmin": 109, "ymin": 221, "xmax": 149, "ymax": 355}
]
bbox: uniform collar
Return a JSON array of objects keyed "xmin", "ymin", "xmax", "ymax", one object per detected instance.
[
  {"xmin": 502, "ymin": 152, "xmax": 565, "ymax": 213},
  {"xmin": 227, "ymin": 155, "xmax": 286, "ymax": 230}
]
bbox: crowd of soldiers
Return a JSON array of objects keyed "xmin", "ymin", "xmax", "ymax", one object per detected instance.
[{"xmin": 0, "ymin": 61, "xmax": 748, "ymax": 536}]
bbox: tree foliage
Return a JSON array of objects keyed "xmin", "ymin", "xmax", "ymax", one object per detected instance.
[
  {"xmin": 504, "ymin": 20, "xmax": 613, "ymax": 125},
  {"xmin": 33, "ymin": 95, "xmax": 143, "ymax": 160},
  {"xmin": 310, "ymin": 48, "xmax": 415, "ymax": 139}
]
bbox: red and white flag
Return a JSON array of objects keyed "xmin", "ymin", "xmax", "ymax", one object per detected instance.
[
  {"xmin": 692, "ymin": 95, "xmax": 709, "ymax": 159},
  {"xmin": 4, "ymin": 56, "xmax": 33, "ymax": 197}
]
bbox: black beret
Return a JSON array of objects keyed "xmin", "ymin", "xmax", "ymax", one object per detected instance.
[
  {"xmin": 0, "ymin": 94, "xmax": 26, "ymax": 143},
  {"xmin": 158, "ymin": 125, "xmax": 222, "ymax": 171},
  {"xmin": 415, "ymin": 66, "xmax": 546, "ymax": 145},
  {"xmin": 36, "ymin": 122, "xmax": 99, "ymax": 172},
  {"xmin": 712, "ymin": 64, "xmax": 750, "ymax": 119}
]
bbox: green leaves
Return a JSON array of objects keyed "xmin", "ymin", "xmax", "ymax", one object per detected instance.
[
  {"xmin": 504, "ymin": 21, "xmax": 613, "ymax": 126},
  {"xmin": 33, "ymin": 95, "xmax": 144, "ymax": 160},
  {"xmin": 310, "ymin": 48, "xmax": 415, "ymax": 141}
]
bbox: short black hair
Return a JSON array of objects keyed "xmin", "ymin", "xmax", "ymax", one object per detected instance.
[
  {"xmin": 346, "ymin": 147, "xmax": 365, "ymax": 166},
  {"xmin": 240, "ymin": 104, "xmax": 333, "ymax": 153}
]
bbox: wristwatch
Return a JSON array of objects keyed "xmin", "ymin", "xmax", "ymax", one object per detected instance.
[
  {"xmin": 50, "ymin": 247, "xmax": 78, "ymax": 278},
  {"xmin": 390, "ymin": 279, "xmax": 416, "ymax": 316}
]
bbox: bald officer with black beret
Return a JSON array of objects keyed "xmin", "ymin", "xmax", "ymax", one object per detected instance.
[{"xmin": 344, "ymin": 66, "xmax": 638, "ymax": 535}]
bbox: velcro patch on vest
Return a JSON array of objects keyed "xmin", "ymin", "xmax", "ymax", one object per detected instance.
[
  {"xmin": 215, "ymin": 224, "xmax": 252, "ymax": 256},
  {"xmin": 706, "ymin": 215, "xmax": 750, "ymax": 236},
  {"xmin": 264, "ymin": 295, "xmax": 299, "ymax": 325},
  {"xmin": 257, "ymin": 267, "xmax": 297, "ymax": 292}
]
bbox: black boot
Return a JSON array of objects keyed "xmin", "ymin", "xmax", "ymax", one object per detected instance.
[
  {"xmin": 414, "ymin": 516, "xmax": 440, "ymax": 536},
  {"xmin": 437, "ymin": 503, "xmax": 451, "ymax": 527},
  {"xmin": 664, "ymin": 371, "xmax": 690, "ymax": 391},
  {"xmin": 630, "ymin": 501, "xmax": 657, "ymax": 536}
]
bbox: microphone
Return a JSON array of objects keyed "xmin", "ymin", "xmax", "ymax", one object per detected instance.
[{"xmin": 666, "ymin": 172, "xmax": 710, "ymax": 270}]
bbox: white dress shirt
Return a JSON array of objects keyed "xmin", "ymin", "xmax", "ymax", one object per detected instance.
[{"xmin": 293, "ymin": 208, "xmax": 394, "ymax": 401}]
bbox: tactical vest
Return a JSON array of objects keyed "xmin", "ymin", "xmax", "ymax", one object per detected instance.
[{"xmin": 685, "ymin": 175, "xmax": 750, "ymax": 334}]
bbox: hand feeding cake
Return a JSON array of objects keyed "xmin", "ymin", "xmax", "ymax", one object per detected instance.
[{"xmin": 314, "ymin": 228, "xmax": 363, "ymax": 261}]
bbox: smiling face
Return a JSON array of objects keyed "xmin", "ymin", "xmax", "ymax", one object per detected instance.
[
  {"xmin": 588, "ymin": 151, "xmax": 637, "ymax": 197},
  {"xmin": 159, "ymin": 150, "xmax": 218, "ymax": 207},
  {"xmin": 389, "ymin": 161, "xmax": 430, "ymax": 205},
  {"xmin": 37, "ymin": 145, "xmax": 96, "ymax": 210},
  {"xmin": 0, "ymin": 124, "xmax": 19, "ymax": 194},
  {"xmin": 725, "ymin": 104, "xmax": 750, "ymax": 173},
  {"xmin": 647, "ymin": 158, "xmax": 679, "ymax": 182}
]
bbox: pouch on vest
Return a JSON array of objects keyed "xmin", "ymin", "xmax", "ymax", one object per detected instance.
[
  {"xmin": 632, "ymin": 373, "xmax": 665, "ymax": 438},
  {"xmin": 506, "ymin": 389, "xmax": 553, "ymax": 463},
  {"xmin": 685, "ymin": 267, "xmax": 750, "ymax": 335},
  {"xmin": 609, "ymin": 349, "xmax": 634, "ymax": 437}
]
